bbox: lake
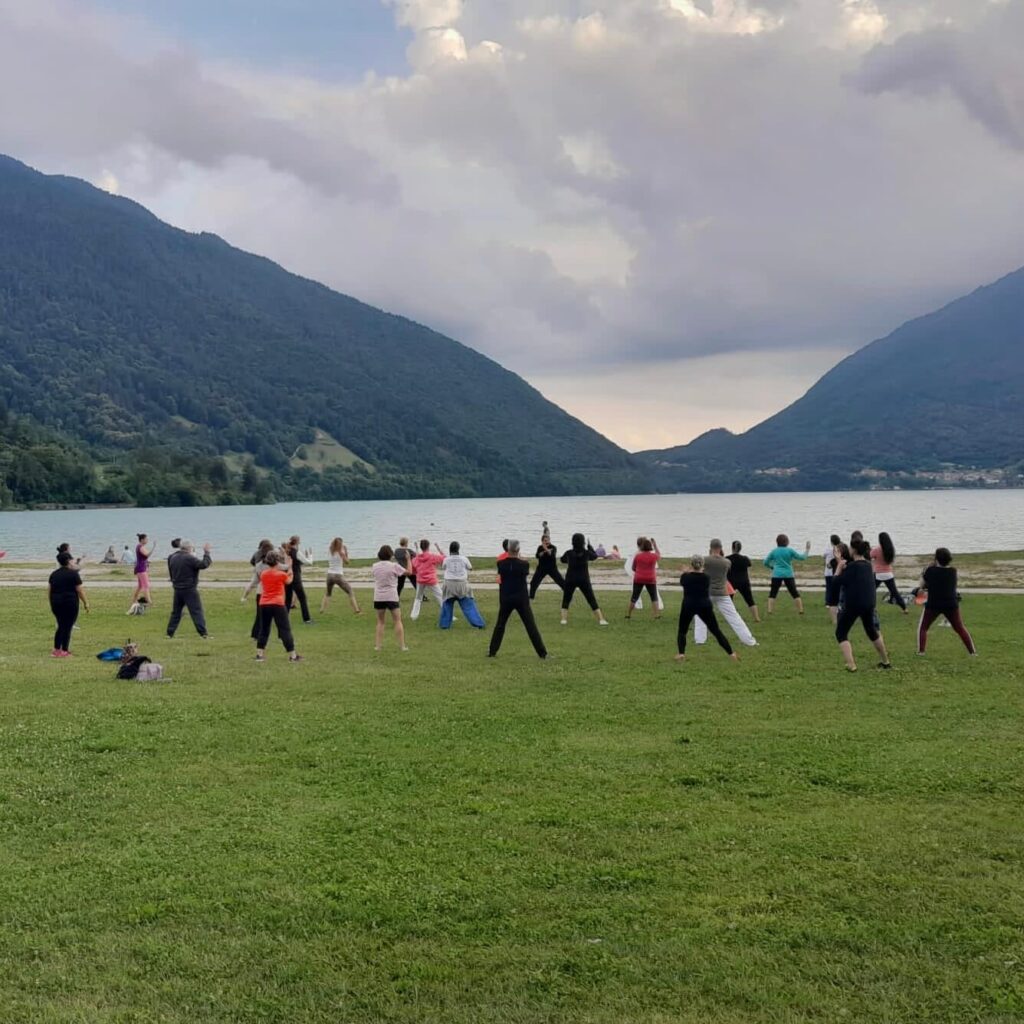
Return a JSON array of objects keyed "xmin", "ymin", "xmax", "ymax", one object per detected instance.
[{"xmin": 2, "ymin": 490, "xmax": 1022, "ymax": 562}]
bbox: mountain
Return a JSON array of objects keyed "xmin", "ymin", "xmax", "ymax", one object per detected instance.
[
  {"xmin": 0, "ymin": 155, "xmax": 645, "ymax": 508},
  {"xmin": 641, "ymin": 268, "xmax": 1024, "ymax": 491}
]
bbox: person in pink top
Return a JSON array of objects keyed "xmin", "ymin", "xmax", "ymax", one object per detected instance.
[
  {"xmin": 870, "ymin": 531, "xmax": 908, "ymax": 613},
  {"xmin": 372, "ymin": 545, "xmax": 409, "ymax": 651},
  {"xmin": 128, "ymin": 532, "xmax": 155, "ymax": 614},
  {"xmin": 625, "ymin": 537, "xmax": 661, "ymax": 620},
  {"xmin": 410, "ymin": 538, "xmax": 445, "ymax": 620}
]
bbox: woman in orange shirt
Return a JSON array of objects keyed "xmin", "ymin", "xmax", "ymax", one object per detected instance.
[{"xmin": 255, "ymin": 551, "xmax": 303, "ymax": 662}]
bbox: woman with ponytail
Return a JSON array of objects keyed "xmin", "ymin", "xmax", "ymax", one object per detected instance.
[{"xmin": 871, "ymin": 531, "xmax": 908, "ymax": 613}]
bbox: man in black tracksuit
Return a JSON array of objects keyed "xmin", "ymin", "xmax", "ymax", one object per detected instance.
[{"xmin": 167, "ymin": 540, "xmax": 212, "ymax": 638}]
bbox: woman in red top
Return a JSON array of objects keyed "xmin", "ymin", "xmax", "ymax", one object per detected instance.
[
  {"xmin": 255, "ymin": 551, "xmax": 303, "ymax": 662},
  {"xmin": 626, "ymin": 537, "xmax": 661, "ymax": 620}
]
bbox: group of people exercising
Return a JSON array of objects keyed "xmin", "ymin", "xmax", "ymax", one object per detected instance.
[{"xmin": 46, "ymin": 524, "xmax": 977, "ymax": 671}]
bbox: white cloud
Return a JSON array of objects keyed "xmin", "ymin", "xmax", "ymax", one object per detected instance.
[{"xmin": 1, "ymin": 0, "xmax": 1022, "ymax": 450}]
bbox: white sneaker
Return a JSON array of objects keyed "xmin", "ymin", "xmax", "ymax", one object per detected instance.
[{"xmin": 598, "ymin": 619, "xmax": 609, "ymax": 626}]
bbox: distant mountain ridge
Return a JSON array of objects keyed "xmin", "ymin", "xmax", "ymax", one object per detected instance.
[
  {"xmin": 641, "ymin": 268, "xmax": 1024, "ymax": 491},
  {"xmin": 0, "ymin": 155, "xmax": 645, "ymax": 507}
]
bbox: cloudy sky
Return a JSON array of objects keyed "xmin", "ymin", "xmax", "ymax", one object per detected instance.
[{"xmin": 1, "ymin": 0, "xmax": 1022, "ymax": 451}]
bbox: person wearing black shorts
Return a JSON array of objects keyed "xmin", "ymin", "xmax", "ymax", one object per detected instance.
[
  {"xmin": 676, "ymin": 555, "xmax": 737, "ymax": 663},
  {"xmin": 834, "ymin": 540, "xmax": 892, "ymax": 672},
  {"xmin": 559, "ymin": 533, "xmax": 608, "ymax": 626},
  {"xmin": 726, "ymin": 540, "xmax": 760, "ymax": 623},
  {"xmin": 489, "ymin": 540, "xmax": 549, "ymax": 658}
]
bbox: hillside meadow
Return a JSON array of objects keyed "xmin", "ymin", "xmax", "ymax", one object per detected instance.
[{"xmin": 1, "ymin": 584, "xmax": 1022, "ymax": 1023}]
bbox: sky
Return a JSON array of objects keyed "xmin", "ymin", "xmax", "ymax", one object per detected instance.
[{"xmin": 1, "ymin": 0, "xmax": 1022, "ymax": 451}]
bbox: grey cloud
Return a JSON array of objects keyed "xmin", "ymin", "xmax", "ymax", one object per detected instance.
[
  {"xmin": 852, "ymin": 5, "xmax": 1024, "ymax": 149},
  {"xmin": 0, "ymin": 4, "xmax": 396, "ymax": 200}
]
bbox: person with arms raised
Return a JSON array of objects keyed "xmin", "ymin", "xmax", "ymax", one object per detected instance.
[
  {"xmin": 763, "ymin": 533, "xmax": 811, "ymax": 616},
  {"xmin": 410, "ymin": 539, "xmax": 445, "ymax": 621},
  {"xmin": 489, "ymin": 540, "xmax": 549, "ymax": 659},
  {"xmin": 166, "ymin": 539, "xmax": 212, "ymax": 639},
  {"xmin": 559, "ymin": 533, "xmax": 609, "ymax": 627}
]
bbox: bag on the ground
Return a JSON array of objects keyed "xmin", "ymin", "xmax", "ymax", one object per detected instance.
[
  {"xmin": 96, "ymin": 647, "xmax": 124, "ymax": 661},
  {"xmin": 136, "ymin": 662, "xmax": 165, "ymax": 682},
  {"xmin": 117, "ymin": 655, "xmax": 151, "ymax": 680}
]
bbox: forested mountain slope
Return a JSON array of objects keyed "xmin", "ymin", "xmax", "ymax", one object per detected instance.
[
  {"xmin": 642, "ymin": 267, "xmax": 1024, "ymax": 491},
  {"xmin": 0, "ymin": 155, "xmax": 644, "ymax": 506}
]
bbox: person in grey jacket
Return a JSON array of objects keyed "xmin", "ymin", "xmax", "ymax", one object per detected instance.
[{"xmin": 166, "ymin": 539, "xmax": 212, "ymax": 638}]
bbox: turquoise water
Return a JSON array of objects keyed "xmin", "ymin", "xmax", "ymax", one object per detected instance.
[{"xmin": 2, "ymin": 490, "xmax": 1021, "ymax": 562}]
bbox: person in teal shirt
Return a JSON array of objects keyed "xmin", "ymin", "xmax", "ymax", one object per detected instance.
[{"xmin": 764, "ymin": 533, "xmax": 812, "ymax": 615}]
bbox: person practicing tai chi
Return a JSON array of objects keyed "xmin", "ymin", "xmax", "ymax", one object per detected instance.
[
  {"xmin": 763, "ymin": 533, "xmax": 811, "ymax": 615},
  {"xmin": 530, "ymin": 533, "xmax": 565, "ymax": 599},
  {"xmin": 440, "ymin": 541, "xmax": 485, "ymax": 629},
  {"xmin": 372, "ymin": 545, "xmax": 409, "ymax": 651},
  {"xmin": 283, "ymin": 535, "xmax": 314, "ymax": 624},
  {"xmin": 695, "ymin": 539, "xmax": 757, "ymax": 646},
  {"xmin": 254, "ymin": 551, "xmax": 303, "ymax": 663},
  {"xmin": 676, "ymin": 555, "xmax": 737, "ymax": 663},
  {"xmin": 916, "ymin": 547, "xmax": 976, "ymax": 656},
  {"xmin": 166, "ymin": 540, "xmax": 212, "ymax": 638},
  {"xmin": 410, "ymin": 539, "xmax": 445, "ymax": 620},
  {"xmin": 625, "ymin": 537, "xmax": 661, "ymax": 619},
  {"xmin": 834, "ymin": 539, "xmax": 892, "ymax": 672},
  {"xmin": 320, "ymin": 537, "xmax": 361, "ymax": 615},
  {"xmin": 871, "ymin": 531, "xmax": 908, "ymax": 613},
  {"xmin": 49, "ymin": 551, "xmax": 89, "ymax": 657},
  {"xmin": 242, "ymin": 539, "xmax": 275, "ymax": 640},
  {"xmin": 559, "ymin": 533, "xmax": 609, "ymax": 626},
  {"xmin": 394, "ymin": 538, "xmax": 416, "ymax": 598},
  {"xmin": 825, "ymin": 541, "xmax": 851, "ymax": 627},
  {"xmin": 489, "ymin": 540, "xmax": 549, "ymax": 659},
  {"xmin": 128, "ymin": 532, "xmax": 155, "ymax": 614},
  {"xmin": 823, "ymin": 534, "xmax": 842, "ymax": 625},
  {"xmin": 726, "ymin": 540, "xmax": 760, "ymax": 623}
]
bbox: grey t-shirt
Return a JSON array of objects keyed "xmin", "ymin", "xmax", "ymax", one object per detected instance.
[{"xmin": 705, "ymin": 554, "xmax": 730, "ymax": 597}]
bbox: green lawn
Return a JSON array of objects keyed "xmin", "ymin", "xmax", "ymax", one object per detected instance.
[{"xmin": 1, "ymin": 586, "xmax": 1022, "ymax": 1023}]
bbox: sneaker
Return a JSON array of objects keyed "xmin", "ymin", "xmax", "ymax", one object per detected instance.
[
  {"xmin": 50, "ymin": 649, "xmax": 62, "ymax": 658},
  {"xmin": 560, "ymin": 620, "xmax": 568, "ymax": 626},
  {"xmin": 289, "ymin": 655, "xmax": 304, "ymax": 663},
  {"xmin": 200, "ymin": 634, "xmax": 212, "ymax": 640},
  {"xmin": 255, "ymin": 654, "xmax": 266, "ymax": 662},
  {"xmin": 598, "ymin": 619, "xmax": 609, "ymax": 626},
  {"xmin": 400, "ymin": 646, "xmax": 410, "ymax": 652},
  {"xmin": 877, "ymin": 662, "xmax": 892, "ymax": 670}
]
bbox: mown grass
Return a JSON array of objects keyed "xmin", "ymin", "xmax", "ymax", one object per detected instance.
[{"xmin": 1, "ymin": 585, "xmax": 1022, "ymax": 1023}]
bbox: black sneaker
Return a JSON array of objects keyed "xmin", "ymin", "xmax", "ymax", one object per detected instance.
[{"xmin": 877, "ymin": 662, "xmax": 892, "ymax": 670}]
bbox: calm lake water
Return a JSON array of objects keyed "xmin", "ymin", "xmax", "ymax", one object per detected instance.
[{"xmin": 2, "ymin": 490, "xmax": 1022, "ymax": 562}]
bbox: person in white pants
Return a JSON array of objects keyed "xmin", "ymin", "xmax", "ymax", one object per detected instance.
[{"xmin": 695, "ymin": 538, "xmax": 758, "ymax": 647}]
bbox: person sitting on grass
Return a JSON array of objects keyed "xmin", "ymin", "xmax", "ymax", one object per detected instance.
[
  {"xmin": 373, "ymin": 545, "xmax": 409, "ymax": 652},
  {"xmin": 834, "ymin": 540, "xmax": 892, "ymax": 673},
  {"xmin": 763, "ymin": 533, "xmax": 811, "ymax": 615},
  {"xmin": 254, "ymin": 551, "xmax": 303, "ymax": 663}
]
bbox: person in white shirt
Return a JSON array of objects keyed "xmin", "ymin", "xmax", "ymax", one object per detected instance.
[
  {"xmin": 440, "ymin": 541, "xmax": 485, "ymax": 629},
  {"xmin": 320, "ymin": 537, "xmax": 361, "ymax": 615}
]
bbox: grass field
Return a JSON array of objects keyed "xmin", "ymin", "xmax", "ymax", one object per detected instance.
[{"xmin": 1, "ymin": 584, "xmax": 1022, "ymax": 1023}]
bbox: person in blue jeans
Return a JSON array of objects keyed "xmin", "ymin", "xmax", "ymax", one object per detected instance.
[{"xmin": 763, "ymin": 533, "xmax": 811, "ymax": 615}]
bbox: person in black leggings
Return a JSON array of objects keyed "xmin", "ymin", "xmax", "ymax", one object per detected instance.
[
  {"xmin": 530, "ymin": 535, "xmax": 565, "ymax": 598},
  {"xmin": 676, "ymin": 555, "xmax": 737, "ymax": 662},
  {"xmin": 834, "ymin": 540, "xmax": 892, "ymax": 672},
  {"xmin": 726, "ymin": 540, "xmax": 760, "ymax": 623},
  {"xmin": 559, "ymin": 533, "xmax": 608, "ymax": 626},
  {"xmin": 48, "ymin": 551, "xmax": 89, "ymax": 657},
  {"xmin": 284, "ymin": 535, "xmax": 313, "ymax": 623},
  {"xmin": 489, "ymin": 540, "xmax": 549, "ymax": 659}
]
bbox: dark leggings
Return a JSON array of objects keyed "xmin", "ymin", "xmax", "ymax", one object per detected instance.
[
  {"xmin": 530, "ymin": 565, "xmax": 565, "ymax": 598},
  {"xmin": 562, "ymin": 578, "xmax": 599, "ymax": 611},
  {"xmin": 677, "ymin": 601, "xmax": 733, "ymax": 655},
  {"xmin": 769, "ymin": 577, "xmax": 800, "ymax": 600},
  {"xmin": 397, "ymin": 573, "xmax": 416, "ymax": 595},
  {"xmin": 918, "ymin": 607, "xmax": 975, "ymax": 654},
  {"xmin": 257, "ymin": 604, "xmax": 295, "ymax": 653},
  {"xmin": 489, "ymin": 597, "xmax": 547, "ymax": 658},
  {"xmin": 732, "ymin": 581, "xmax": 756, "ymax": 608},
  {"xmin": 51, "ymin": 598, "xmax": 79, "ymax": 652},
  {"xmin": 250, "ymin": 593, "xmax": 262, "ymax": 639},
  {"xmin": 285, "ymin": 581, "xmax": 311, "ymax": 622},
  {"xmin": 630, "ymin": 582, "xmax": 658, "ymax": 603},
  {"xmin": 875, "ymin": 577, "xmax": 907, "ymax": 610},
  {"xmin": 835, "ymin": 606, "xmax": 880, "ymax": 643}
]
